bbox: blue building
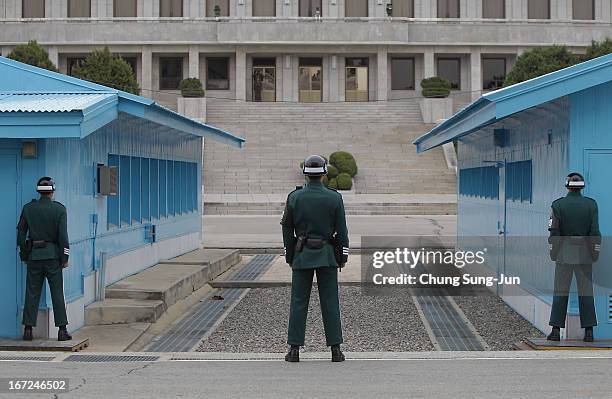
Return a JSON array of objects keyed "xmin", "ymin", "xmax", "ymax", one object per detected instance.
[
  {"xmin": 0, "ymin": 56, "xmax": 244, "ymax": 339},
  {"xmin": 414, "ymin": 54, "xmax": 612, "ymax": 339}
]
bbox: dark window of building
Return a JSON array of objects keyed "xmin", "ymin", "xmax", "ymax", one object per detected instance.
[
  {"xmin": 299, "ymin": 0, "xmax": 322, "ymax": 16},
  {"xmin": 391, "ymin": 58, "xmax": 415, "ymax": 90},
  {"xmin": 68, "ymin": 0, "xmax": 91, "ymax": 17},
  {"xmin": 253, "ymin": 0, "xmax": 275, "ymax": 16},
  {"xmin": 22, "ymin": 0, "xmax": 45, "ymax": 18},
  {"xmin": 392, "ymin": 0, "xmax": 414, "ymax": 17},
  {"xmin": 437, "ymin": 0, "xmax": 459, "ymax": 18},
  {"xmin": 482, "ymin": 58, "xmax": 506, "ymax": 90},
  {"xmin": 207, "ymin": 0, "xmax": 230, "ymax": 16},
  {"xmin": 573, "ymin": 0, "xmax": 594, "ymax": 20},
  {"xmin": 483, "ymin": 0, "xmax": 504, "ymax": 18},
  {"xmin": 119, "ymin": 56, "xmax": 138, "ymax": 76},
  {"xmin": 206, "ymin": 57, "xmax": 230, "ymax": 90},
  {"xmin": 437, "ymin": 58, "xmax": 461, "ymax": 89},
  {"xmin": 253, "ymin": 58, "xmax": 276, "ymax": 102},
  {"xmin": 67, "ymin": 57, "xmax": 86, "ymax": 76},
  {"xmin": 114, "ymin": 0, "xmax": 137, "ymax": 17},
  {"xmin": 160, "ymin": 0, "xmax": 183, "ymax": 17},
  {"xmin": 345, "ymin": 0, "xmax": 368, "ymax": 17},
  {"xmin": 506, "ymin": 160, "xmax": 532, "ymax": 202},
  {"xmin": 528, "ymin": 0, "xmax": 549, "ymax": 19},
  {"xmin": 159, "ymin": 57, "xmax": 183, "ymax": 90}
]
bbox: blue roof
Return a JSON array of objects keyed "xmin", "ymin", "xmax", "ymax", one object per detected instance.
[
  {"xmin": 0, "ymin": 57, "xmax": 245, "ymax": 148},
  {"xmin": 413, "ymin": 53, "xmax": 612, "ymax": 153}
]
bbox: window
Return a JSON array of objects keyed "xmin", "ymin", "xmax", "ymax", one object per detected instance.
[
  {"xmin": 299, "ymin": 58, "xmax": 322, "ymax": 103},
  {"xmin": 299, "ymin": 0, "xmax": 322, "ymax": 17},
  {"xmin": 67, "ymin": 57, "xmax": 86, "ymax": 76},
  {"xmin": 120, "ymin": 56, "xmax": 138, "ymax": 76},
  {"xmin": 437, "ymin": 58, "xmax": 461, "ymax": 89},
  {"xmin": 482, "ymin": 58, "xmax": 506, "ymax": 90},
  {"xmin": 392, "ymin": 0, "xmax": 414, "ymax": 17},
  {"xmin": 114, "ymin": 0, "xmax": 137, "ymax": 17},
  {"xmin": 573, "ymin": 0, "xmax": 594, "ymax": 20},
  {"xmin": 107, "ymin": 155, "xmax": 198, "ymax": 228},
  {"xmin": 437, "ymin": 0, "xmax": 459, "ymax": 18},
  {"xmin": 505, "ymin": 160, "xmax": 532, "ymax": 202},
  {"xmin": 22, "ymin": 0, "xmax": 45, "ymax": 18},
  {"xmin": 253, "ymin": 0, "xmax": 275, "ymax": 16},
  {"xmin": 345, "ymin": 58, "xmax": 369, "ymax": 102},
  {"xmin": 459, "ymin": 166, "xmax": 499, "ymax": 200},
  {"xmin": 160, "ymin": 0, "xmax": 182, "ymax": 17},
  {"xmin": 68, "ymin": 0, "xmax": 90, "ymax": 17},
  {"xmin": 528, "ymin": 0, "xmax": 549, "ymax": 19},
  {"xmin": 345, "ymin": 0, "xmax": 368, "ymax": 17},
  {"xmin": 253, "ymin": 58, "xmax": 276, "ymax": 102},
  {"xmin": 391, "ymin": 58, "xmax": 415, "ymax": 90},
  {"xmin": 482, "ymin": 0, "xmax": 504, "ymax": 18},
  {"xmin": 160, "ymin": 57, "xmax": 183, "ymax": 90},
  {"xmin": 206, "ymin": 57, "xmax": 230, "ymax": 90},
  {"xmin": 207, "ymin": 0, "xmax": 230, "ymax": 16}
]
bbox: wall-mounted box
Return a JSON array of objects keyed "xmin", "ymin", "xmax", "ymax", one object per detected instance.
[{"xmin": 97, "ymin": 165, "xmax": 118, "ymax": 196}]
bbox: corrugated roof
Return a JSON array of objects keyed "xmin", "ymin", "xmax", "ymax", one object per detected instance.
[{"xmin": 0, "ymin": 92, "xmax": 116, "ymax": 113}]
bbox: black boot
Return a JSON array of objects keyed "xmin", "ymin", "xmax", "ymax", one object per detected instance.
[
  {"xmin": 285, "ymin": 345, "xmax": 299, "ymax": 362},
  {"xmin": 331, "ymin": 345, "xmax": 345, "ymax": 362},
  {"xmin": 57, "ymin": 326, "xmax": 72, "ymax": 342},
  {"xmin": 23, "ymin": 326, "xmax": 33, "ymax": 341},
  {"xmin": 547, "ymin": 327, "xmax": 560, "ymax": 341},
  {"xmin": 584, "ymin": 327, "xmax": 594, "ymax": 343}
]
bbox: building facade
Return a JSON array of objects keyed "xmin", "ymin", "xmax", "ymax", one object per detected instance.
[{"xmin": 1, "ymin": 0, "xmax": 611, "ymax": 111}]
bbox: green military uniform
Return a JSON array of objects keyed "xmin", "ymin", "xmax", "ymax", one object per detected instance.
[
  {"xmin": 548, "ymin": 191, "xmax": 601, "ymax": 329},
  {"xmin": 281, "ymin": 180, "xmax": 349, "ymax": 347},
  {"xmin": 17, "ymin": 197, "xmax": 70, "ymax": 328}
]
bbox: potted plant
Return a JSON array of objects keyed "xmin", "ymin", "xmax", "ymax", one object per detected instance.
[
  {"xmin": 179, "ymin": 78, "xmax": 205, "ymax": 98},
  {"xmin": 177, "ymin": 78, "xmax": 206, "ymax": 119},
  {"xmin": 419, "ymin": 77, "xmax": 453, "ymax": 123}
]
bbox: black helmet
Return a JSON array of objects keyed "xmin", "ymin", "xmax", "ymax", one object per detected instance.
[
  {"xmin": 302, "ymin": 155, "xmax": 328, "ymax": 176},
  {"xmin": 565, "ymin": 172, "xmax": 585, "ymax": 189},
  {"xmin": 36, "ymin": 176, "xmax": 56, "ymax": 193}
]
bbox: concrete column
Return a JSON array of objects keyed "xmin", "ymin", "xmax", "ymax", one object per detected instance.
[
  {"xmin": 423, "ymin": 49, "xmax": 435, "ymax": 79},
  {"xmin": 470, "ymin": 50, "xmax": 481, "ymax": 101},
  {"xmin": 282, "ymin": 54, "xmax": 293, "ymax": 101},
  {"xmin": 141, "ymin": 46, "xmax": 153, "ymax": 96},
  {"xmin": 377, "ymin": 48, "xmax": 388, "ymax": 101},
  {"xmin": 235, "ymin": 48, "xmax": 247, "ymax": 101},
  {"xmin": 47, "ymin": 46, "xmax": 59, "ymax": 68},
  {"xmin": 188, "ymin": 45, "xmax": 200, "ymax": 78},
  {"xmin": 599, "ymin": 0, "xmax": 612, "ymax": 21}
]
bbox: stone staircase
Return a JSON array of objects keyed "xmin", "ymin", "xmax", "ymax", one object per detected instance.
[{"xmin": 203, "ymin": 99, "xmax": 457, "ymax": 201}]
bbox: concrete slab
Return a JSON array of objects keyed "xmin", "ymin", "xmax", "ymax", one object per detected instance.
[
  {"xmin": 526, "ymin": 337, "xmax": 612, "ymax": 350},
  {"xmin": 0, "ymin": 337, "xmax": 89, "ymax": 352},
  {"xmin": 85, "ymin": 299, "xmax": 165, "ymax": 325},
  {"xmin": 72, "ymin": 323, "xmax": 150, "ymax": 353},
  {"xmin": 161, "ymin": 248, "xmax": 239, "ymax": 266}
]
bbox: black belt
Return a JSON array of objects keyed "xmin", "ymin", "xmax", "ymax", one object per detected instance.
[{"xmin": 304, "ymin": 238, "xmax": 330, "ymax": 249}]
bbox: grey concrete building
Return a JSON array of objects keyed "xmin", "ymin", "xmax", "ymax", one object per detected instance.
[{"xmin": 1, "ymin": 0, "xmax": 611, "ymax": 109}]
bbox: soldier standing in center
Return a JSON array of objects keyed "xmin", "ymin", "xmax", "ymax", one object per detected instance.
[{"xmin": 281, "ymin": 155, "xmax": 349, "ymax": 363}]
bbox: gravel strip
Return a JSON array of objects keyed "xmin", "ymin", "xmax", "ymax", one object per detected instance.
[
  {"xmin": 198, "ymin": 286, "xmax": 433, "ymax": 352},
  {"xmin": 453, "ymin": 295, "xmax": 545, "ymax": 350}
]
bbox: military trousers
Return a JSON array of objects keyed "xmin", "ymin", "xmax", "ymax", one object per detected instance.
[
  {"xmin": 287, "ymin": 267, "xmax": 343, "ymax": 347},
  {"xmin": 22, "ymin": 260, "xmax": 68, "ymax": 328},
  {"xmin": 549, "ymin": 264, "xmax": 597, "ymax": 328}
]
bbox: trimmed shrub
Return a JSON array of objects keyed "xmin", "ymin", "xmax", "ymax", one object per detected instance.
[
  {"xmin": 328, "ymin": 178, "xmax": 338, "ymax": 190},
  {"xmin": 329, "ymin": 151, "xmax": 358, "ymax": 177},
  {"xmin": 7, "ymin": 40, "xmax": 58, "ymax": 72},
  {"xmin": 420, "ymin": 77, "xmax": 451, "ymax": 98},
  {"xmin": 336, "ymin": 173, "xmax": 353, "ymax": 191},
  {"xmin": 179, "ymin": 78, "xmax": 205, "ymax": 98},
  {"xmin": 73, "ymin": 47, "xmax": 140, "ymax": 94},
  {"xmin": 327, "ymin": 164, "xmax": 339, "ymax": 179}
]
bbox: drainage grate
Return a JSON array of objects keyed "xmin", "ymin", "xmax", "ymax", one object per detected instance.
[
  {"xmin": 0, "ymin": 355, "xmax": 55, "ymax": 361},
  {"xmin": 415, "ymin": 288, "xmax": 486, "ymax": 351},
  {"xmin": 226, "ymin": 254, "xmax": 277, "ymax": 281},
  {"xmin": 146, "ymin": 288, "xmax": 244, "ymax": 352},
  {"xmin": 64, "ymin": 355, "xmax": 159, "ymax": 362}
]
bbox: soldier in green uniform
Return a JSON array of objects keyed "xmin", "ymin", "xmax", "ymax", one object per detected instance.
[
  {"xmin": 547, "ymin": 172, "xmax": 601, "ymax": 342},
  {"xmin": 281, "ymin": 155, "xmax": 349, "ymax": 362},
  {"xmin": 17, "ymin": 177, "xmax": 72, "ymax": 341}
]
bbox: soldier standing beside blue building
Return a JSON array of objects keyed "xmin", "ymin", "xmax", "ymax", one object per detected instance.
[
  {"xmin": 281, "ymin": 155, "xmax": 349, "ymax": 362},
  {"xmin": 547, "ymin": 172, "xmax": 601, "ymax": 342},
  {"xmin": 17, "ymin": 177, "xmax": 72, "ymax": 341}
]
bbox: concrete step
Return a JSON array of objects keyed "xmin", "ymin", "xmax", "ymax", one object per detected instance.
[
  {"xmin": 204, "ymin": 202, "xmax": 457, "ymax": 215},
  {"xmin": 84, "ymin": 249, "xmax": 241, "ymax": 326}
]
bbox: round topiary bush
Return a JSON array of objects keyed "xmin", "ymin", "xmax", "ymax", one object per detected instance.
[
  {"xmin": 328, "ymin": 178, "xmax": 338, "ymax": 190},
  {"xmin": 327, "ymin": 164, "xmax": 339, "ymax": 179},
  {"xmin": 179, "ymin": 78, "xmax": 205, "ymax": 98},
  {"xmin": 329, "ymin": 151, "xmax": 358, "ymax": 177},
  {"xmin": 336, "ymin": 173, "xmax": 353, "ymax": 190},
  {"xmin": 421, "ymin": 77, "xmax": 451, "ymax": 98}
]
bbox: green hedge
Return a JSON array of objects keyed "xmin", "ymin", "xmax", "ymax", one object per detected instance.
[
  {"xmin": 328, "ymin": 178, "xmax": 338, "ymax": 190},
  {"xmin": 421, "ymin": 77, "xmax": 451, "ymax": 98},
  {"xmin": 179, "ymin": 78, "xmax": 205, "ymax": 98},
  {"xmin": 327, "ymin": 164, "xmax": 339, "ymax": 179},
  {"xmin": 336, "ymin": 173, "xmax": 353, "ymax": 190},
  {"xmin": 329, "ymin": 151, "xmax": 358, "ymax": 177}
]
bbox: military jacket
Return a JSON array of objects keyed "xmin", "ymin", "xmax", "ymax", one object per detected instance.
[
  {"xmin": 548, "ymin": 191, "xmax": 601, "ymax": 265},
  {"xmin": 281, "ymin": 181, "xmax": 349, "ymax": 269},
  {"xmin": 17, "ymin": 197, "xmax": 70, "ymax": 263}
]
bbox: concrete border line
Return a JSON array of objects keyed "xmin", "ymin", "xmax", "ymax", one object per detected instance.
[
  {"xmin": 445, "ymin": 295, "xmax": 491, "ymax": 351},
  {"xmin": 411, "ymin": 293, "xmax": 441, "ymax": 351},
  {"xmin": 188, "ymin": 288, "xmax": 251, "ymax": 352}
]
